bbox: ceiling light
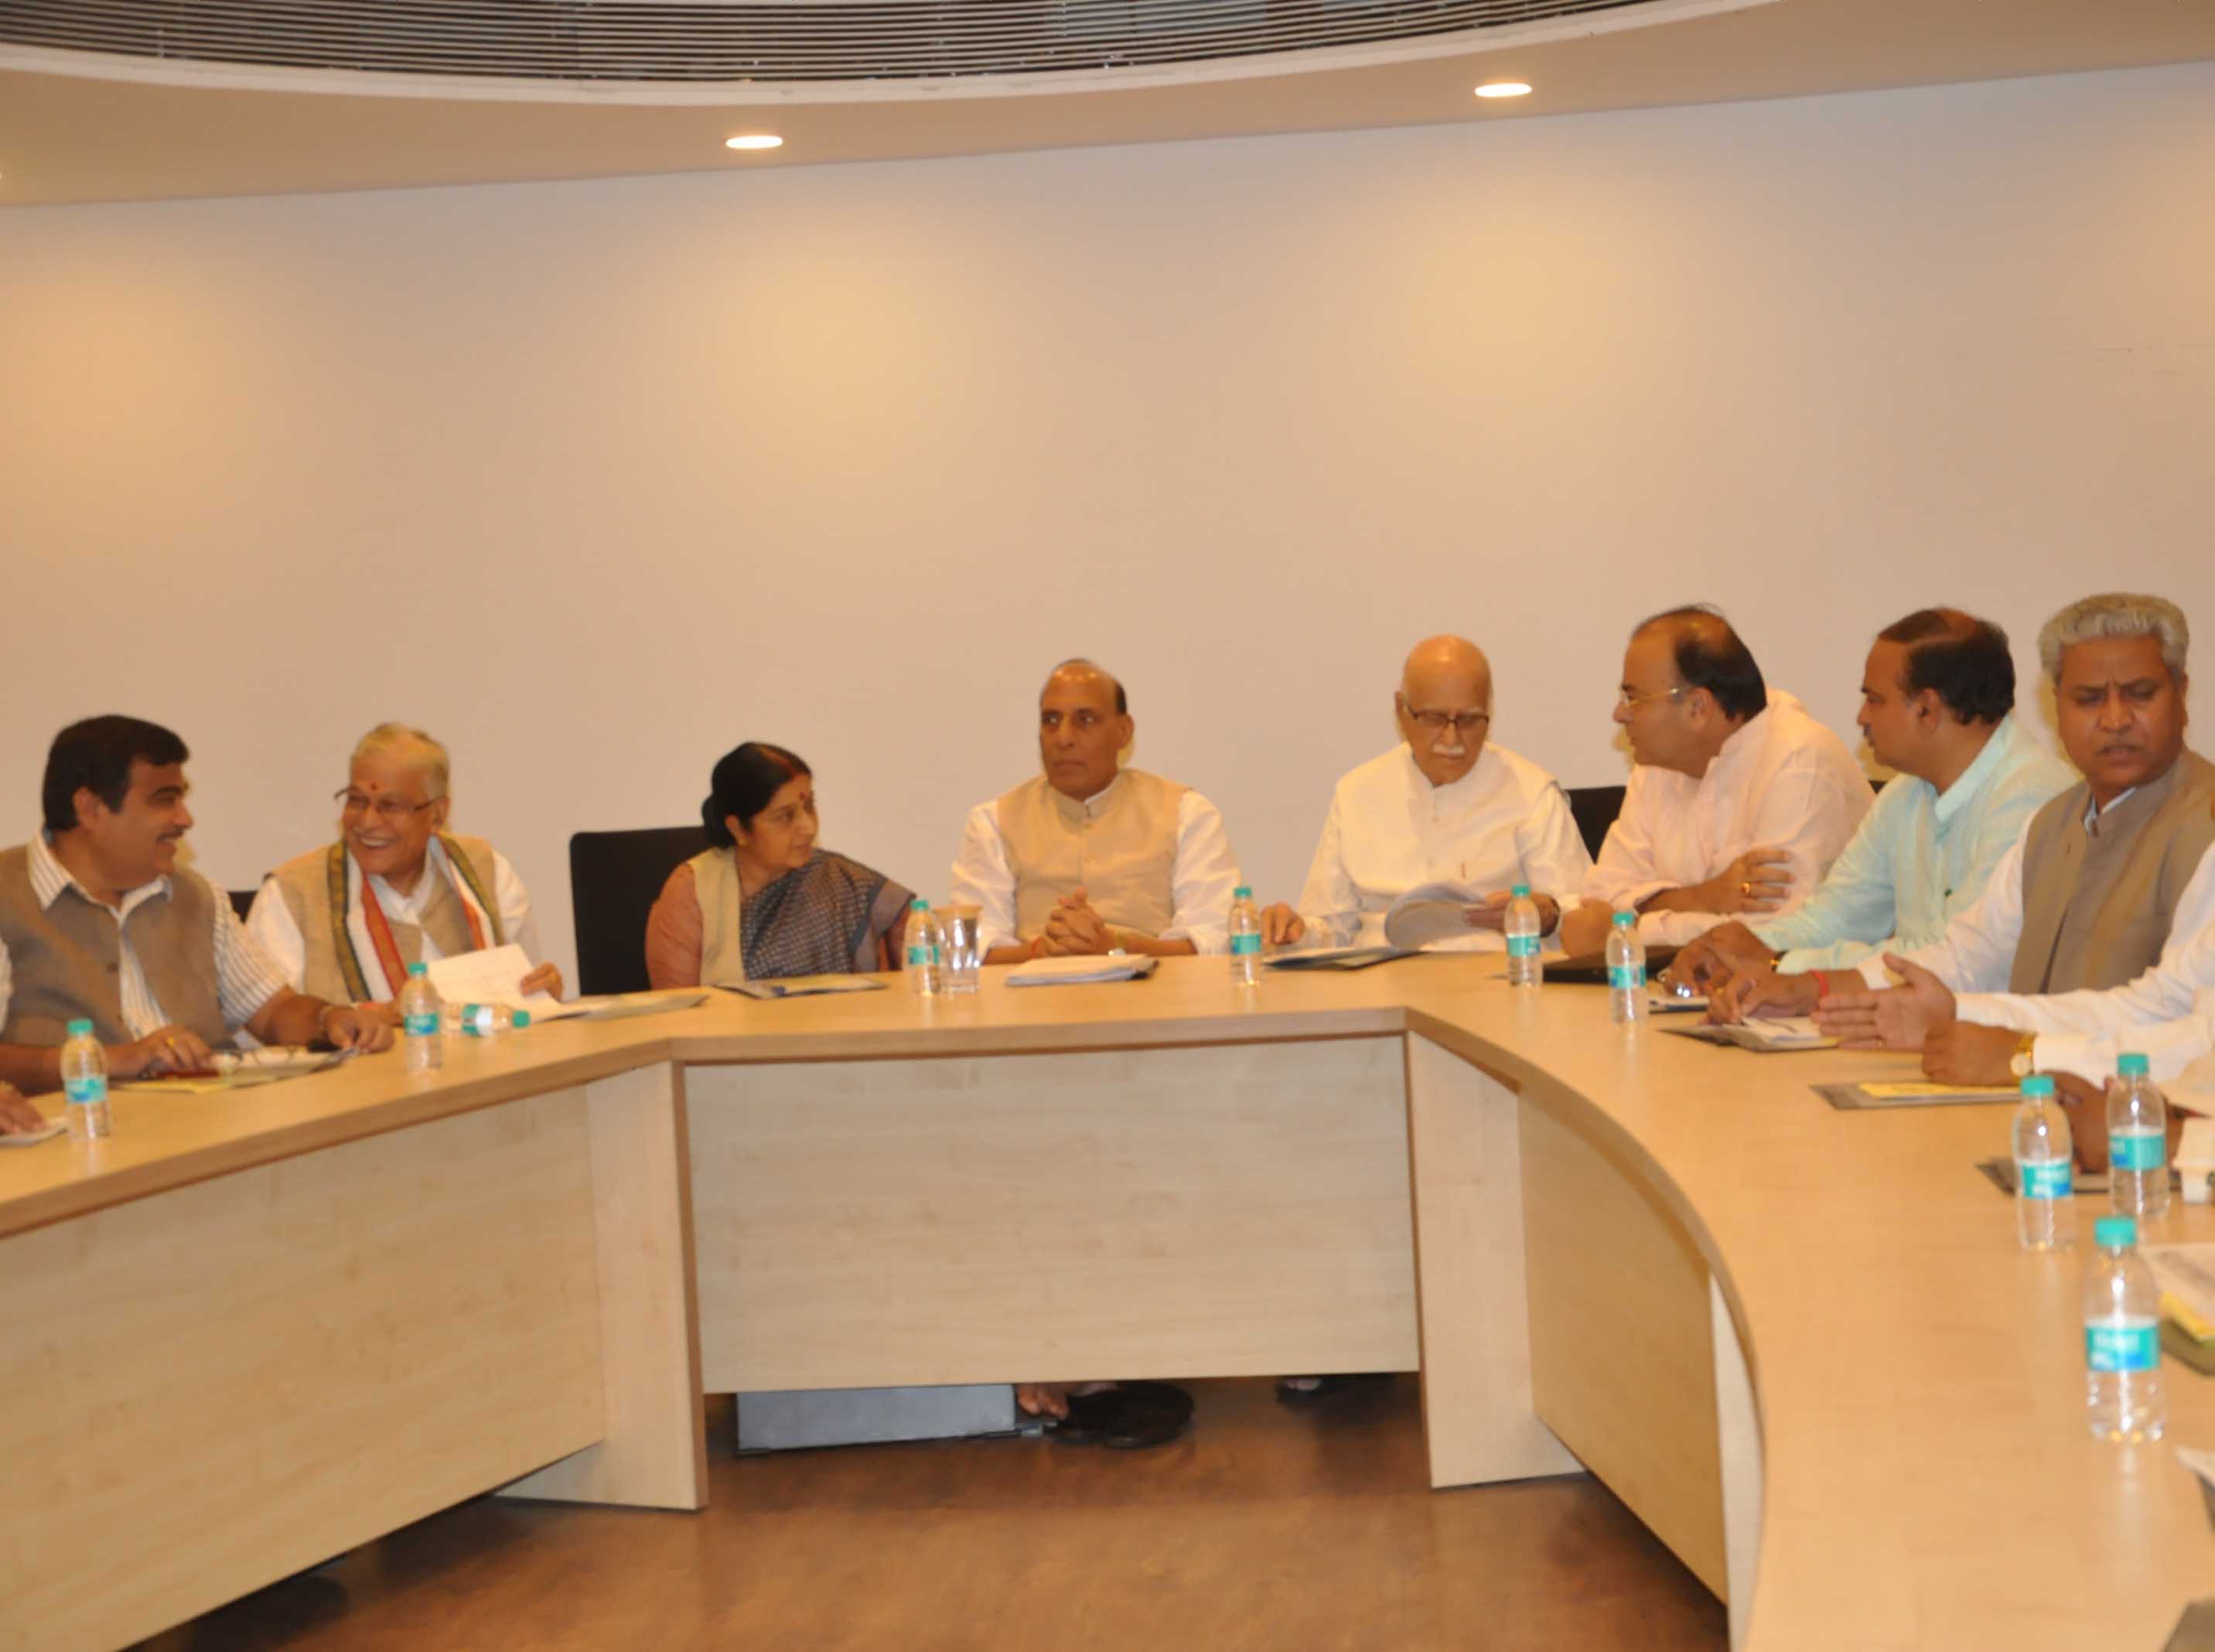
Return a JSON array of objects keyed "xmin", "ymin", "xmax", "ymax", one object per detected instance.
[
  {"xmin": 725, "ymin": 134, "xmax": 784, "ymax": 152},
  {"xmin": 1475, "ymin": 82, "xmax": 1532, "ymax": 99}
]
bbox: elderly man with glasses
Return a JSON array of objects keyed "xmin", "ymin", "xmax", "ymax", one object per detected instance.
[
  {"xmin": 247, "ymin": 722, "xmax": 560, "ymax": 1015},
  {"xmin": 1557, "ymin": 605, "xmax": 1871, "ymax": 957},
  {"xmin": 1260, "ymin": 635, "xmax": 1592, "ymax": 951}
]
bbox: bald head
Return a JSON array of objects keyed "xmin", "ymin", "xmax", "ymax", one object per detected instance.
[
  {"xmin": 1401, "ymin": 636, "xmax": 1493, "ymax": 711},
  {"xmin": 1396, "ymin": 636, "xmax": 1493, "ymax": 787}
]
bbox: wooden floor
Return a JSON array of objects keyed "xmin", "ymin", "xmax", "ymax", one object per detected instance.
[{"xmin": 138, "ymin": 1380, "xmax": 1727, "ymax": 1651}]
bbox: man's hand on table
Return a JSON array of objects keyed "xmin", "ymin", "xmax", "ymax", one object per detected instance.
[
  {"xmin": 1036, "ymin": 891, "xmax": 1112, "ymax": 957},
  {"xmin": 1466, "ymin": 890, "xmax": 1559, "ymax": 936},
  {"xmin": 1811, "ymin": 954, "xmax": 1956, "ymax": 1050},
  {"xmin": 1260, "ymin": 903, "xmax": 1305, "ymax": 947},
  {"xmin": 0, "ymin": 1081, "xmax": 49, "ymax": 1135}
]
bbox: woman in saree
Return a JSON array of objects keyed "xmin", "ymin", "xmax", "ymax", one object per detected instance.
[{"xmin": 644, "ymin": 742, "xmax": 913, "ymax": 987}]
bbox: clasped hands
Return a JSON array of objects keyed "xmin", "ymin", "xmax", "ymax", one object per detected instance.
[{"xmin": 1029, "ymin": 889, "xmax": 1116, "ymax": 957}]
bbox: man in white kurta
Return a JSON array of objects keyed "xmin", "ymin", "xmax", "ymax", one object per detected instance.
[
  {"xmin": 246, "ymin": 722, "xmax": 553, "ymax": 1008},
  {"xmin": 1565, "ymin": 606, "xmax": 1871, "ymax": 954},
  {"xmin": 1264, "ymin": 636, "xmax": 1590, "ymax": 950}
]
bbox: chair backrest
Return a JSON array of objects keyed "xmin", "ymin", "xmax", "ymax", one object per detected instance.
[
  {"xmin": 569, "ymin": 826, "xmax": 713, "ymax": 997},
  {"xmin": 1566, "ymin": 785, "xmax": 1626, "ymax": 862}
]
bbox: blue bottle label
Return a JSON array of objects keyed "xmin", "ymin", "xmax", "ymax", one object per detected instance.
[
  {"xmin": 2016, "ymin": 1158, "xmax": 2072, "ymax": 1200},
  {"xmin": 1230, "ymin": 933, "xmax": 1261, "ymax": 957},
  {"xmin": 1609, "ymin": 964, "xmax": 1644, "ymax": 990},
  {"xmin": 2084, "ymin": 1319, "xmax": 2159, "ymax": 1374},
  {"xmin": 404, "ymin": 1011, "xmax": 439, "ymax": 1036},
  {"xmin": 63, "ymin": 1074, "xmax": 107, "ymax": 1106},
  {"xmin": 2111, "ymin": 1128, "xmax": 2166, "ymax": 1172},
  {"xmin": 906, "ymin": 944, "xmax": 931, "ymax": 968},
  {"xmin": 1507, "ymin": 935, "xmax": 1539, "ymax": 960}
]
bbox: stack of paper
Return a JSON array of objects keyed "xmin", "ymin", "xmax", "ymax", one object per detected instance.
[
  {"xmin": 1661, "ymin": 1017, "xmax": 1835, "ymax": 1053},
  {"xmin": 1005, "ymin": 955, "xmax": 1159, "ymax": 988},
  {"xmin": 425, "ymin": 944, "xmax": 588, "ymax": 1021}
]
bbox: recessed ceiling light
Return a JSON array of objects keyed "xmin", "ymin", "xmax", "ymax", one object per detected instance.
[
  {"xmin": 725, "ymin": 134, "xmax": 784, "ymax": 151},
  {"xmin": 1475, "ymin": 82, "xmax": 1532, "ymax": 99}
]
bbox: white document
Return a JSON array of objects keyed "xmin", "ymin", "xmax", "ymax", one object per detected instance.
[
  {"xmin": 425, "ymin": 944, "xmax": 585, "ymax": 1021},
  {"xmin": 0, "ymin": 1118, "xmax": 67, "ymax": 1147},
  {"xmin": 2145, "ymin": 1245, "xmax": 2215, "ymax": 1333},
  {"xmin": 1005, "ymin": 955, "xmax": 1159, "ymax": 987},
  {"xmin": 2175, "ymin": 1445, "xmax": 2215, "ymax": 1496},
  {"xmin": 1662, "ymin": 1017, "xmax": 1835, "ymax": 1052}
]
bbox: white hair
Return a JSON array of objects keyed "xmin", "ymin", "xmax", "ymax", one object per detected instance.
[
  {"xmin": 350, "ymin": 722, "xmax": 450, "ymax": 800},
  {"xmin": 2037, "ymin": 594, "xmax": 2189, "ymax": 685}
]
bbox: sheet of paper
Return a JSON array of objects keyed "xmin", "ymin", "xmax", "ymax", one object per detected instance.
[
  {"xmin": 424, "ymin": 944, "xmax": 585, "ymax": 1019},
  {"xmin": 2176, "ymin": 1446, "xmax": 2215, "ymax": 1494},
  {"xmin": 1005, "ymin": 955, "xmax": 1159, "ymax": 986},
  {"xmin": 2146, "ymin": 1246, "xmax": 2215, "ymax": 1341},
  {"xmin": 0, "ymin": 1118, "xmax": 67, "ymax": 1146},
  {"xmin": 715, "ymin": 975, "xmax": 889, "ymax": 1000},
  {"xmin": 1860, "ymin": 1081, "xmax": 2020, "ymax": 1100}
]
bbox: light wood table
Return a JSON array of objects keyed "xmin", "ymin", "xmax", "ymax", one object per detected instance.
[{"xmin": 3, "ymin": 956, "xmax": 2210, "ymax": 1651}]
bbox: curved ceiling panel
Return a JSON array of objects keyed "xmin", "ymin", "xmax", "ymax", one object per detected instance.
[{"xmin": 0, "ymin": 0, "xmax": 1699, "ymax": 90}]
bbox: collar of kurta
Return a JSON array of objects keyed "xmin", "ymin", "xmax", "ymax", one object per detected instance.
[{"xmin": 1047, "ymin": 771, "xmax": 1126, "ymax": 827}]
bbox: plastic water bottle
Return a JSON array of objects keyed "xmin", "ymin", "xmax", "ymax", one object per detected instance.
[
  {"xmin": 906, "ymin": 899, "xmax": 942, "ymax": 997},
  {"xmin": 59, "ymin": 1018, "xmax": 111, "ymax": 1142},
  {"xmin": 400, "ymin": 961, "xmax": 443, "ymax": 1075},
  {"xmin": 1504, "ymin": 884, "xmax": 1542, "ymax": 988},
  {"xmin": 2107, "ymin": 1052, "xmax": 2169, "ymax": 1223},
  {"xmin": 2084, "ymin": 1214, "xmax": 2165, "ymax": 1442},
  {"xmin": 2012, "ymin": 1073, "xmax": 2073, "ymax": 1251},
  {"xmin": 1228, "ymin": 886, "xmax": 1262, "ymax": 988},
  {"xmin": 457, "ymin": 1003, "xmax": 528, "ymax": 1036},
  {"xmin": 1606, "ymin": 911, "xmax": 1645, "ymax": 1024}
]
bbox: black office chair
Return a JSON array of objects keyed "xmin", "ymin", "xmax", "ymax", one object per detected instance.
[
  {"xmin": 1566, "ymin": 785, "xmax": 1626, "ymax": 861},
  {"xmin": 568, "ymin": 826, "xmax": 712, "ymax": 996}
]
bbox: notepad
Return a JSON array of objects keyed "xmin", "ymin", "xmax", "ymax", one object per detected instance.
[
  {"xmin": 1660, "ymin": 1018, "xmax": 1835, "ymax": 1052},
  {"xmin": 1816, "ymin": 1080, "xmax": 2020, "ymax": 1110},
  {"xmin": 1266, "ymin": 947, "xmax": 1415, "ymax": 971},
  {"xmin": 1004, "ymin": 955, "xmax": 1159, "ymax": 987},
  {"xmin": 560, "ymin": 989, "xmax": 712, "ymax": 1019},
  {"xmin": 715, "ymin": 975, "xmax": 888, "ymax": 1000}
]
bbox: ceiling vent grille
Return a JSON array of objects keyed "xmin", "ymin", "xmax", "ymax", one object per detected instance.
[{"xmin": 0, "ymin": 0, "xmax": 1656, "ymax": 85}]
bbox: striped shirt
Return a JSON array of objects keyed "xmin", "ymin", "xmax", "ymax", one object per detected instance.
[{"xmin": 0, "ymin": 835, "xmax": 290, "ymax": 1039}]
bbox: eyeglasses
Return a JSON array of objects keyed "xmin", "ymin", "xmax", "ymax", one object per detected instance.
[
  {"xmin": 1616, "ymin": 685, "xmax": 1690, "ymax": 712},
  {"xmin": 335, "ymin": 789, "xmax": 438, "ymax": 825},
  {"xmin": 1398, "ymin": 700, "xmax": 1491, "ymax": 736}
]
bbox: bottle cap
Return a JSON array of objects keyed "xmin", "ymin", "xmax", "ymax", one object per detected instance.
[
  {"xmin": 910, "ymin": 898, "xmax": 930, "ymax": 913},
  {"xmin": 1234, "ymin": 886, "xmax": 1253, "ymax": 900},
  {"xmin": 406, "ymin": 961, "xmax": 428, "ymax": 978},
  {"xmin": 2020, "ymin": 1074, "xmax": 2055, "ymax": 1098},
  {"xmin": 1610, "ymin": 910, "xmax": 1635, "ymax": 928},
  {"xmin": 66, "ymin": 1018, "xmax": 93, "ymax": 1037},
  {"xmin": 511, "ymin": 1010, "xmax": 531, "ymax": 1030},
  {"xmin": 1511, "ymin": 884, "xmax": 1531, "ymax": 899},
  {"xmin": 2094, "ymin": 1216, "xmax": 2138, "ymax": 1248},
  {"xmin": 2118, "ymin": 1052, "xmax": 2151, "ymax": 1079}
]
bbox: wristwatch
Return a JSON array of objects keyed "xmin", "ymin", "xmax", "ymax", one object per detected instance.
[{"xmin": 2008, "ymin": 1030, "xmax": 2039, "ymax": 1080}]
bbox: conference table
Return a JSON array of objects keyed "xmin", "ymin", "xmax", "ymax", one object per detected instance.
[{"xmin": 4, "ymin": 955, "xmax": 2212, "ymax": 1651}]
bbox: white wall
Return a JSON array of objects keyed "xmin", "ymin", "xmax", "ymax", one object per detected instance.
[{"xmin": 3, "ymin": 61, "xmax": 2211, "ymax": 987}]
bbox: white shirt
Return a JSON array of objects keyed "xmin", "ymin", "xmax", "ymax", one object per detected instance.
[
  {"xmin": 949, "ymin": 781, "xmax": 1241, "ymax": 956},
  {"xmin": 246, "ymin": 838, "xmax": 541, "ymax": 1001},
  {"xmin": 0, "ymin": 835, "xmax": 291, "ymax": 1039},
  {"xmin": 1292, "ymin": 742, "xmax": 1592, "ymax": 951},
  {"xmin": 1858, "ymin": 805, "xmax": 2215, "ymax": 995},
  {"xmin": 1948, "ymin": 843, "xmax": 2215, "ymax": 1080},
  {"xmin": 1582, "ymin": 690, "xmax": 1874, "ymax": 948}
]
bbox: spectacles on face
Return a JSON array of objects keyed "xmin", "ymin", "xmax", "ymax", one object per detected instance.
[
  {"xmin": 1398, "ymin": 698, "xmax": 1490, "ymax": 737},
  {"xmin": 1616, "ymin": 685, "xmax": 1690, "ymax": 712},
  {"xmin": 336, "ymin": 789, "xmax": 438, "ymax": 826}
]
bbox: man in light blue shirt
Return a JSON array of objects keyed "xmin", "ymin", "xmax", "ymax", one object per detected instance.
[{"xmin": 1675, "ymin": 608, "xmax": 2075, "ymax": 1012}]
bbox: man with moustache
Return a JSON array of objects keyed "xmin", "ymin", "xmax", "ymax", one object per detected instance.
[
  {"xmin": 1677, "ymin": 609, "xmax": 2073, "ymax": 1016},
  {"xmin": 1811, "ymin": 594, "xmax": 2215, "ymax": 1086},
  {"xmin": 1558, "ymin": 606, "xmax": 1872, "ymax": 957},
  {"xmin": 247, "ymin": 722, "xmax": 559, "ymax": 1013},
  {"xmin": 1260, "ymin": 634, "xmax": 1591, "ymax": 951},
  {"xmin": 947, "ymin": 658, "xmax": 1241, "ymax": 1449},
  {"xmin": 951, "ymin": 658, "xmax": 1241, "ymax": 964},
  {"xmin": 0, "ymin": 716, "xmax": 391, "ymax": 1094}
]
